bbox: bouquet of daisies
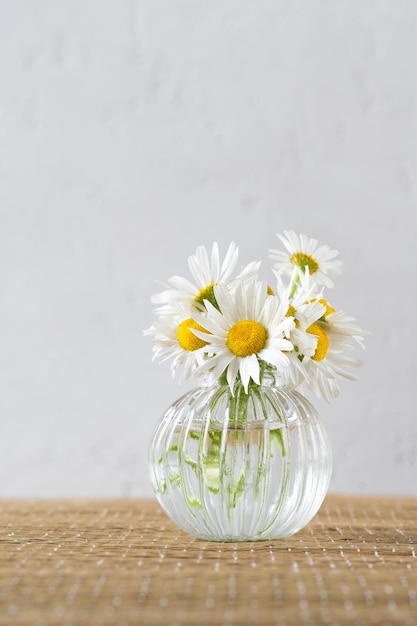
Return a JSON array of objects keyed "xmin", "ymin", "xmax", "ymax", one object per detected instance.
[{"xmin": 145, "ymin": 231, "xmax": 366, "ymax": 402}]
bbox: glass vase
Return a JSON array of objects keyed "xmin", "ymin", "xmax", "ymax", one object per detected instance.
[{"xmin": 148, "ymin": 372, "xmax": 332, "ymax": 541}]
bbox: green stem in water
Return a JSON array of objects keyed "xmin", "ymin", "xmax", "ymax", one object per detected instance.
[
  {"xmin": 166, "ymin": 375, "xmax": 288, "ymax": 512},
  {"xmin": 202, "ymin": 429, "xmax": 222, "ymax": 494}
]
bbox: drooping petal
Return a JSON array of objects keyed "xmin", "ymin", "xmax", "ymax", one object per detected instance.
[{"xmin": 239, "ymin": 354, "xmax": 260, "ymax": 392}]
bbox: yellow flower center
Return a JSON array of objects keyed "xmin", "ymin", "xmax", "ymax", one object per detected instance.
[
  {"xmin": 227, "ymin": 320, "xmax": 267, "ymax": 357},
  {"xmin": 307, "ymin": 322, "xmax": 329, "ymax": 361},
  {"xmin": 267, "ymin": 285, "xmax": 275, "ymax": 296},
  {"xmin": 290, "ymin": 252, "xmax": 319, "ymax": 275},
  {"xmin": 318, "ymin": 298, "xmax": 335, "ymax": 317},
  {"xmin": 194, "ymin": 283, "xmax": 219, "ymax": 310},
  {"xmin": 311, "ymin": 297, "xmax": 335, "ymax": 318},
  {"xmin": 177, "ymin": 318, "xmax": 209, "ymax": 352},
  {"xmin": 286, "ymin": 304, "xmax": 299, "ymax": 328}
]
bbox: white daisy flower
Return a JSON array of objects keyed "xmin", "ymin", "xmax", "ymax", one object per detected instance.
[
  {"xmin": 269, "ymin": 230, "xmax": 342, "ymax": 288},
  {"xmin": 144, "ymin": 303, "xmax": 210, "ymax": 383},
  {"xmin": 301, "ymin": 303, "xmax": 366, "ymax": 401},
  {"xmin": 191, "ymin": 280, "xmax": 295, "ymax": 393},
  {"xmin": 151, "ymin": 242, "xmax": 260, "ymax": 313},
  {"xmin": 271, "ymin": 272, "xmax": 325, "ymax": 387}
]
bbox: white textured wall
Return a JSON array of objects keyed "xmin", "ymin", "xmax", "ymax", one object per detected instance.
[{"xmin": 0, "ymin": 1, "xmax": 416, "ymax": 498}]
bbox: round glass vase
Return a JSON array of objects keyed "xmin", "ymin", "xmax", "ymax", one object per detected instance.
[{"xmin": 148, "ymin": 372, "xmax": 332, "ymax": 542}]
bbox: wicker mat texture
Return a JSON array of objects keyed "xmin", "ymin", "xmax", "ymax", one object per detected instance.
[{"xmin": 1, "ymin": 494, "xmax": 417, "ymax": 626}]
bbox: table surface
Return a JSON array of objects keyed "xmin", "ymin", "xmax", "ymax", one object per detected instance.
[{"xmin": 1, "ymin": 494, "xmax": 417, "ymax": 625}]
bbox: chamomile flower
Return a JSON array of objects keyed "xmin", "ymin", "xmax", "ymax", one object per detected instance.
[
  {"xmin": 191, "ymin": 280, "xmax": 295, "ymax": 393},
  {"xmin": 152, "ymin": 242, "xmax": 260, "ymax": 314},
  {"xmin": 301, "ymin": 304, "xmax": 366, "ymax": 401},
  {"xmin": 144, "ymin": 303, "xmax": 209, "ymax": 383},
  {"xmin": 272, "ymin": 271, "xmax": 326, "ymax": 386},
  {"xmin": 269, "ymin": 231, "xmax": 342, "ymax": 288}
]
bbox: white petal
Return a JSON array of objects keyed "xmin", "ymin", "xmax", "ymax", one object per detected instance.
[
  {"xmin": 240, "ymin": 354, "xmax": 260, "ymax": 392},
  {"xmin": 226, "ymin": 358, "xmax": 240, "ymax": 393},
  {"xmin": 220, "ymin": 242, "xmax": 238, "ymax": 281}
]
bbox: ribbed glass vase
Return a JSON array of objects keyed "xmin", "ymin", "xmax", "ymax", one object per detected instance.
[{"xmin": 148, "ymin": 372, "xmax": 332, "ymax": 541}]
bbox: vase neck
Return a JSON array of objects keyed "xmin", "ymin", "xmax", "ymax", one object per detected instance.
[{"xmin": 196, "ymin": 367, "xmax": 292, "ymax": 391}]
